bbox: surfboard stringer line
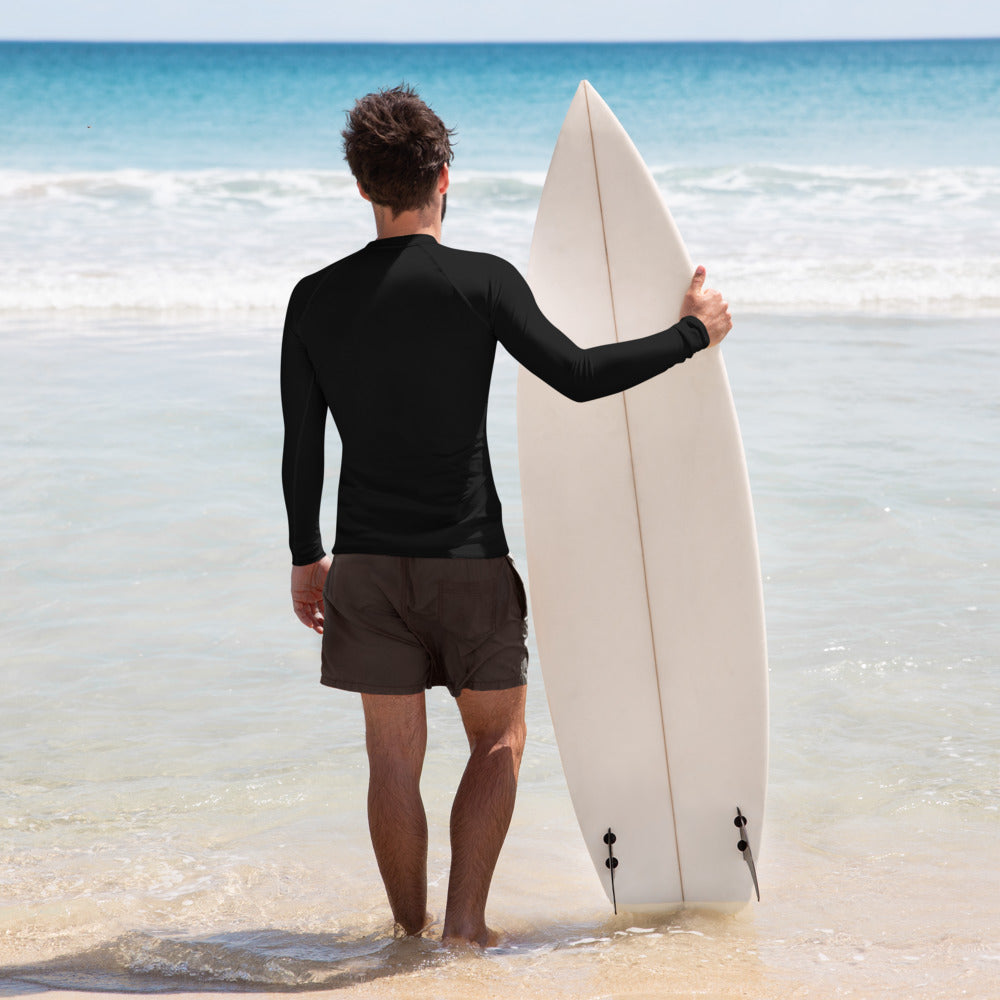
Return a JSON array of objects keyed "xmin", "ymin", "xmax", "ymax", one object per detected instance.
[{"xmin": 582, "ymin": 80, "xmax": 686, "ymax": 903}]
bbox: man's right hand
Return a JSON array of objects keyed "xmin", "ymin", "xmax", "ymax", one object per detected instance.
[
  {"xmin": 291, "ymin": 555, "xmax": 333, "ymax": 634},
  {"xmin": 680, "ymin": 266, "xmax": 732, "ymax": 347}
]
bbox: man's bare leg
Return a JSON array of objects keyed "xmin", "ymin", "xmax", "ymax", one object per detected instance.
[
  {"xmin": 442, "ymin": 685, "xmax": 527, "ymax": 947},
  {"xmin": 361, "ymin": 691, "xmax": 431, "ymax": 936}
]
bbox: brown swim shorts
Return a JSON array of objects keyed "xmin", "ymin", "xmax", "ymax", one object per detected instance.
[{"xmin": 321, "ymin": 553, "xmax": 529, "ymax": 697}]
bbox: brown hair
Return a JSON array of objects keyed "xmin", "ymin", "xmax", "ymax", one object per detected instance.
[{"xmin": 342, "ymin": 84, "xmax": 455, "ymax": 217}]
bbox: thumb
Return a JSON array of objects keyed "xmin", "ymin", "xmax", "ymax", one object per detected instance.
[{"xmin": 690, "ymin": 265, "xmax": 706, "ymax": 289}]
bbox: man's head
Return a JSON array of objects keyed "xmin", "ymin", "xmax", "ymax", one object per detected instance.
[{"xmin": 342, "ymin": 84, "xmax": 455, "ymax": 220}]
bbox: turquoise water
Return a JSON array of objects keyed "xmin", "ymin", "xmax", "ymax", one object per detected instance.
[
  {"xmin": 4, "ymin": 39, "xmax": 1000, "ymax": 170},
  {"xmin": 1, "ymin": 39, "xmax": 998, "ymax": 998}
]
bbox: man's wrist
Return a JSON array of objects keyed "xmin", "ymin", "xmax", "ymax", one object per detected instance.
[
  {"xmin": 677, "ymin": 315, "xmax": 710, "ymax": 351},
  {"xmin": 292, "ymin": 549, "xmax": 327, "ymax": 567}
]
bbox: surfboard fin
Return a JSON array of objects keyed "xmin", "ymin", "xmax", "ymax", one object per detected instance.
[
  {"xmin": 734, "ymin": 807, "xmax": 760, "ymax": 901},
  {"xmin": 603, "ymin": 828, "xmax": 619, "ymax": 914}
]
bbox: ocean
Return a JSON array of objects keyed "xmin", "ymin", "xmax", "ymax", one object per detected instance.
[{"xmin": 1, "ymin": 39, "xmax": 998, "ymax": 999}]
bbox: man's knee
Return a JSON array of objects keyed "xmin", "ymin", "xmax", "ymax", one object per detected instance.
[
  {"xmin": 472, "ymin": 718, "xmax": 526, "ymax": 763},
  {"xmin": 459, "ymin": 686, "xmax": 527, "ymax": 767},
  {"xmin": 367, "ymin": 738, "xmax": 425, "ymax": 778}
]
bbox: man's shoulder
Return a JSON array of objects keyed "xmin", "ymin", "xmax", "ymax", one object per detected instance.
[
  {"xmin": 433, "ymin": 242, "xmax": 517, "ymax": 275},
  {"xmin": 429, "ymin": 244, "xmax": 527, "ymax": 302},
  {"xmin": 294, "ymin": 246, "xmax": 368, "ymax": 289},
  {"xmin": 286, "ymin": 247, "xmax": 369, "ymax": 318}
]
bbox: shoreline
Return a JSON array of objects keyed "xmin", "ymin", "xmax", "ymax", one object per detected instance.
[{"xmin": 2, "ymin": 819, "xmax": 995, "ymax": 999}]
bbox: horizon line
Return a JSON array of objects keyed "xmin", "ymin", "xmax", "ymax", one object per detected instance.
[{"xmin": 2, "ymin": 34, "xmax": 998, "ymax": 45}]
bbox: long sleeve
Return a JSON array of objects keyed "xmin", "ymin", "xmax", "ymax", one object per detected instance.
[
  {"xmin": 280, "ymin": 283, "xmax": 328, "ymax": 566},
  {"xmin": 489, "ymin": 257, "xmax": 709, "ymax": 402},
  {"xmin": 279, "ymin": 236, "xmax": 710, "ymax": 560}
]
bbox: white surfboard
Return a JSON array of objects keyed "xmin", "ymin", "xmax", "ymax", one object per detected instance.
[{"xmin": 516, "ymin": 82, "xmax": 768, "ymax": 911}]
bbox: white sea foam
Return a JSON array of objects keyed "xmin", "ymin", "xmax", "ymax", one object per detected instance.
[{"xmin": 3, "ymin": 164, "xmax": 999, "ymax": 318}]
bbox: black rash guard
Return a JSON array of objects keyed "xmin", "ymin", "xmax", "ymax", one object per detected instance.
[{"xmin": 281, "ymin": 232, "xmax": 709, "ymax": 564}]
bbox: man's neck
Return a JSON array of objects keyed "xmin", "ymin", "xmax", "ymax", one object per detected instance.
[{"xmin": 372, "ymin": 205, "xmax": 441, "ymax": 243}]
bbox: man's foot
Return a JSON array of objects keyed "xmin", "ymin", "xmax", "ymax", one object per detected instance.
[
  {"xmin": 395, "ymin": 911, "xmax": 436, "ymax": 938},
  {"xmin": 441, "ymin": 924, "xmax": 500, "ymax": 948}
]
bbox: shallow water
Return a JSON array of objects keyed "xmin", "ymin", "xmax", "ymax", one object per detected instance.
[{"xmin": 1, "ymin": 313, "xmax": 997, "ymax": 998}]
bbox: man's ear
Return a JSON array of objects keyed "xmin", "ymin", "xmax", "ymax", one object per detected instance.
[
  {"xmin": 438, "ymin": 163, "xmax": 450, "ymax": 194},
  {"xmin": 357, "ymin": 181, "xmax": 371, "ymax": 203}
]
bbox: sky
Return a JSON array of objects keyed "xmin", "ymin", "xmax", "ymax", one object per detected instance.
[{"xmin": 3, "ymin": 0, "xmax": 1000, "ymax": 42}]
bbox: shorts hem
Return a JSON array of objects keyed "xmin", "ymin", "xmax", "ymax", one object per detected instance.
[
  {"xmin": 320, "ymin": 675, "xmax": 528, "ymax": 697},
  {"xmin": 456, "ymin": 676, "xmax": 528, "ymax": 694},
  {"xmin": 321, "ymin": 676, "xmax": 427, "ymax": 696}
]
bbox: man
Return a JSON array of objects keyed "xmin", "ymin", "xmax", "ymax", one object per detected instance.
[{"xmin": 281, "ymin": 84, "xmax": 731, "ymax": 947}]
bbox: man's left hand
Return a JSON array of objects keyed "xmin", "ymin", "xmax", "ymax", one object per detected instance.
[{"xmin": 291, "ymin": 556, "xmax": 333, "ymax": 634}]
